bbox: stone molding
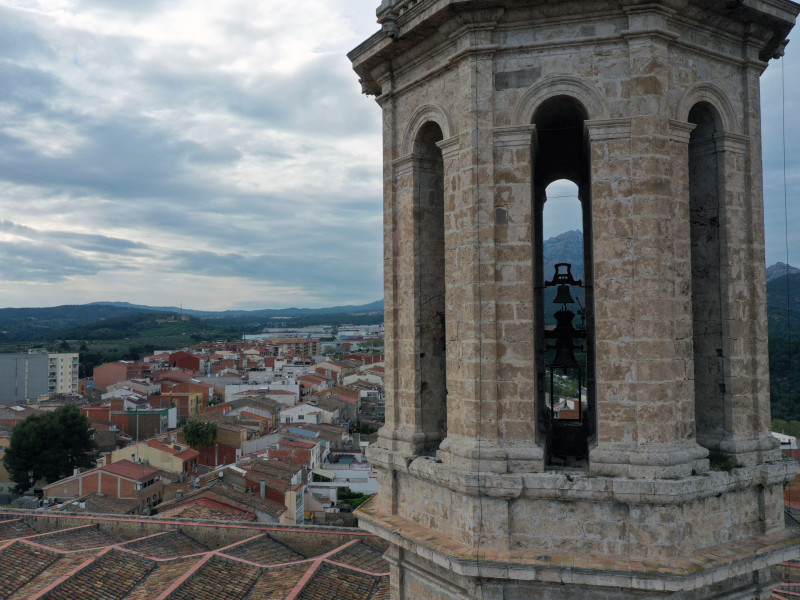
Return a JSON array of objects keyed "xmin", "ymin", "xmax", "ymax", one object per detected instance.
[
  {"xmin": 492, "ymin": 124, "xmax": 536, "ymax": 149},
  {"xmin": 585, "ymin": 118, "xmax": 632, "ymax": 142},
  {"xmin": 715, "ymin": 131, "xmax": 750, "ymax": 154},
  {"xmin": 511, "ymin": 75, "xmax": 610, "ymax": 126},
  {"xmin": 365, "ymin": 444, "xmax": 795, "ymax": 504},
  {"xmin": 392, "ymin": 153, "xmax": 423, "ymax": 177},
  {"xmin": 357, "ymin": 499, "xmax": 800, "ymax": 594},
  {"xmin": 435, "ymin": 135, "xmax": 460, "ymax": 159},
  {"xmin": 668, "ymin": 119, "xmax": 697, "ymax": 144},
  {"xmin": 400, "ymin": 103, "xmax": 455, "ymax": 156},
  {"xmin": 676, "ymin": 82, "xmax": 740, "ymax": 134}
]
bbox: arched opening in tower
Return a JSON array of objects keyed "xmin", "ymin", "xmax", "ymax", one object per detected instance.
[
  {"xmin": 688, "ymin": 102, "xmax": 727, "ymax": 453},
  {"xmin": 533, "ymin": 96, "xmax": 595, "ymax": 468},
  {"xmin": 413, "ymin": 121, "xmax": 447, "ymax": 455}
]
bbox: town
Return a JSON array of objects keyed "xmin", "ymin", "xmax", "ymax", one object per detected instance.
[{"xmin": 0, "ymin": 324, "xmax": 385, "ymax": 527}]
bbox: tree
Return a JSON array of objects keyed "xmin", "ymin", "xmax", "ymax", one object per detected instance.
[
  {"xmin": 3, "ymin": 405, "xmax": 99, "ymax": 493},
  {"xmin": 182, "ymin": 420, "xmax": 217, "ymax": 448},
  {"xmin": 182, "ymin": 420, "xmax": 218, "ymax": 466}
]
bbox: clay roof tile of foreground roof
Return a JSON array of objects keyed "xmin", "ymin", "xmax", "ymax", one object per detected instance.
[{"xmin": 0, "ymin": 510, "xmax": 388, "ymax": 600}]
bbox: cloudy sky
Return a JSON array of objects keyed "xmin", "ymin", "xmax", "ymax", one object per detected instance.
[{"xmin": 0, "ymin": 1, "xmax": 797, "ymax": 311}]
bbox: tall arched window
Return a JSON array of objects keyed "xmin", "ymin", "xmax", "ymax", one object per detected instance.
[
  {"xmin": 533, "ymin": 97, "xmax": 595, "ymax": 468},
  {"xmin": 414, "ymin": 122, "xmax": 447, "ymax": 455},
  {"xmin": 688, "ymin": 102, "xmax": 727, "ymax": 452}
]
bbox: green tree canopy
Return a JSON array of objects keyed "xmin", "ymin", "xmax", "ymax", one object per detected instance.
[
  {"xmin": 182, "ymin": 420, "xmax": 217, "ymax": 448},
  {"xmin": 3, "ymin": 405, "xmax": 99, "ymax": 493}
]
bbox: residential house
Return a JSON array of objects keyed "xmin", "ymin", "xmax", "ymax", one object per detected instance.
[
  {"xmin": 235, "ymin": 458, "xmax": 305, "ymax": 525},
  {"xmin": 110, "ymin": 407, "xmax": 174, "ymax": 442},
  {"xmin": 159, "ymin": 477, "xmax": 287, "ymax": 523},
  {"xmin": 109, "ymin": 438, "xmax": 199, "ymax": 476},
  {"xmin": 264, "ymin": 438, "xmax": 320, "ymax": 472},
  {"xmin": 168, "ymin": 351, "xmax": 202, "ymax": 372},
  {"xmin": 93, "ymin": 361, "xmax": 152, "ymax": 390},
  {"xmin": 280, "ymin": 403, "xmax": 324, "ymax": 426},
  {"xmin": 42, "ymin": 460, "xmax": 164, "ymax": 512}
]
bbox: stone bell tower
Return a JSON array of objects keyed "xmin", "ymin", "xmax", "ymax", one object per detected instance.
[{"xmin": 349, "ymin": 0, "xmax": 800, "ymax": 598}]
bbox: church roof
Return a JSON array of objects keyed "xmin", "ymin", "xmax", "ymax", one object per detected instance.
[{"xmin": 0, "ymin": 511, "xmax": 389, "ymax": 600}]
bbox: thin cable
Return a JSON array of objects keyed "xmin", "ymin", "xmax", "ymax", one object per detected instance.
[{"xmin": 782, "ymin": 56, "xmax": 791, "ymax": 352}]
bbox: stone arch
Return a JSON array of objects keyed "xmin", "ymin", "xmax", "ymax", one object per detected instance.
[
  {"xmin": 677, "ymin": 83, "xmax": 738, "ymax": 134},
  {"xmin": 401, "ymin": 104, "xmax": 454, "ymax": 156},
  {"xmin": 687, "ymin": 100, "xmax": 729, "ymax": 454},
  {"xmin": 511, "ymin": 75, "xmax": 610, "ymax": 126}
]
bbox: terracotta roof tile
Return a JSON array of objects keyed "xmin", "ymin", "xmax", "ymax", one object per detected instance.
[
  {"xmin": 45, "ymin": 548, "xmax": 155, "ymax": 600},
  {"xmin": 0, "ymin": 542, "xmax": 59, "ymax": 597},
  {"xmin": 222, "ymin": 534, "xmax": 305, "ymax": 565},
  {"xmin": 0, "ymin": 518, "xmax": 37, "ymax": 540},
  {"xmin": 246, "ymin": 563, "xmax": 309, "ymax": 600},
  {"xmin": 55, "ymin": 493, "xmax": 137, "ymax": 515},
  {"xmin": 121, "ymin": 530, "xmax": 209, "ymax": 559},
  {"xmin": 33, "ymin": 525, "xmax": 122, "ymax": 551},
  {"xmin": 102, "ymin": 460, "xmax": 162, "ymax": 481},
  {"xmin": 125, "ymin": 558, "xmax": 200, "ymax": 600},
  {"xmin": 0, "ymin": 511, "xmax": 388, "ymax": 600},
  {"xmin": 295, "ymin": 563, "xmax": 385, "ymax": 600},
  {"xmin": 8, "ymin": 552, "xmax": 93, "ymax": 600},
  {"xmin": 157, "ymin": 499, "xmax": 257, "ymax": 522},
  {"xmin": 328, "ymin": 540, "xmax": 388, "ymax": 574},
  {"xmin": 168, "ymin": 555, "xmax": 261, "ymax": 600}
]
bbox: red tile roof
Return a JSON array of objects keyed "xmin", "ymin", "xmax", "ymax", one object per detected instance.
[
  {"xmin": 144, "ymin": 439, "xmax": 199, "ymax": 461},
  {"xmin": 279, "ymin": 439, "xmax": 315, "ymax": 449},
  {"xmin": 101, "ymin": 460, "xmax": 162, "ymax": 481},
  {"xmin": 241, "ymin": 411, "xmax": 271, "ymax": 422}
]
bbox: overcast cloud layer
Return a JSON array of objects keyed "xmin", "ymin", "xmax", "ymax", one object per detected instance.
[{"xmin": 0, "ymin": 1, "xmax": 797, "ymax": 310}]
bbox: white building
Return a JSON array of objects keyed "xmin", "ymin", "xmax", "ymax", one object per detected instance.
[{"xmin": 48, "ymin": 353, "xmax": 79, "ymax": 396}]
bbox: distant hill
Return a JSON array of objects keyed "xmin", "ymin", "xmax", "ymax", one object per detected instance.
[
  {"xmin": 543, "ymin": 230, "xmax": 584, "ymax": 282},
  {"xmin": 0, "ymin": 300, "xmax": 385, "ymax": 344},
  {"xmin": 767, "ymin": 271, "xmax": 800, "ymax": 421},
  {"xmin": 767, "ymin": 262, "xmax": 800, "ymax": 282},
  {"xmin": 767, "ymin": 272, "xmax": 800, "ymax": 340},
  {"xmin": 87, "ymin": 300, "xmax": 384, "ymax": 319}
]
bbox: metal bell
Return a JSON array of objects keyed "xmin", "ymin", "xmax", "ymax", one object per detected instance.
[{"xmin": 553, "ymin": 284, "xmax": 575, "ymax": 305}]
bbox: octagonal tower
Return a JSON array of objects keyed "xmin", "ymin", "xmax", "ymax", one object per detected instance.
[{"xmin": 349, "ymin": 1, "xmax": 800, "ymax": 597}]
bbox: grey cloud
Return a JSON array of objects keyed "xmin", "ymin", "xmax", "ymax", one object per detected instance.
[
  {"xmin": 227, "ymin": 56, "xmax": 379, "ymax": 135},
  {"xmin": 0, "ymin": 62, "xmax": 60, "ymax": 113},
  {"xmin": 0, "ymin": 240, "xmax": 102, "ymax": 282},
  {"xmin": 74, "ymin": 0, "xmax": 171, "ymax": 15},
  {"xmin": 0, "ymin": 6, "xmax": 57, "ymax": 62},
  {"xmin": 186, "ymin": 146, "xmax": 242, "ymax": 166},
  {"xmin": 0, "ymin": 220, "xmax": 149, "ymax": 255},
  {"xmin": 0, "ymin": 1, "xmax": 385, "ymax": 307},
  {"xmin": 168, "ymin": 248, "xmax": 381, "ymax": 300}
]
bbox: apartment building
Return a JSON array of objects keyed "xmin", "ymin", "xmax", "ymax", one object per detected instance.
[{"xmin": 0, "ymin": 352, "xmax": 79, "ymax": 404}]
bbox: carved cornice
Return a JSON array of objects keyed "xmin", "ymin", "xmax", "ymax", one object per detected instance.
[
  {"xmin": 585, "ymin": 118, "xmax": 632, "ymax": 142},
  {"xmin": 492, "ymin": 125, "xmax": 536, "ymax": 150}
]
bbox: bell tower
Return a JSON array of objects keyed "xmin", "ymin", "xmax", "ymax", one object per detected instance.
[{"xmin": 349, "ymin": 1, "xmax": 800, "ymax": 598}]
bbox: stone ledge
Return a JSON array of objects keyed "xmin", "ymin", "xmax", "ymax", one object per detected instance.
[
  {"xmin": 367, "ymin": 444, "xmax": 796, "ymax": 504},
  {"xmin": 356, "ymin": 497, "xmax": 800, "ymax": 592}
]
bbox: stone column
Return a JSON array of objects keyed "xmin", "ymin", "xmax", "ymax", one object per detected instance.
[
  {"xmin": 437, "ymin": 20, "xmax": 510, "ymax": 473},
  {"xmin": 590, "ymin": 3, "xmax": 706, "ymax": 477},
  {"xmin": 491, "ymin": 124, "xmax": 543, "ymax": 472},
  {"xmin": 716, "ymin": 127, "xmax": 779, "ymax": 465},
  {"xmin": 382, "ymin": 152, "xmax": 426, "ymax": 457}
]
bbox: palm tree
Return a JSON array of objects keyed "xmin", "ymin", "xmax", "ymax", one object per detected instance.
[{"xmin": 182, "ymin": 420, "xmax": 218, "ymax": 465}]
